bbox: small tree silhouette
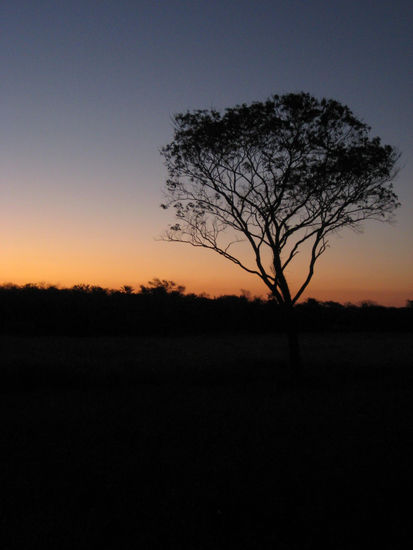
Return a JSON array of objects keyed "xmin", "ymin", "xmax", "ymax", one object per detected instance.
[
  {"xmin": 139, "ymin": 278, "xmax": 185, "ymax": 296},
  {"xmin": 161, "ymin": 92, "xmax": 400, "ymax": 372},
  {"xmin": 120, "ymin": 285, "xmax": 134, "ymax": 294}
]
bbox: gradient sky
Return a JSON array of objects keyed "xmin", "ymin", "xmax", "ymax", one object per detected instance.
[{"xmin": 2, "ymin": 0, "xmax": 412, "ymax": 305}]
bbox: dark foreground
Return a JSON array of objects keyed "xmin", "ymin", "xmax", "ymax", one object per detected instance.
[{"xmin": 1, "ymin": 333, "xmax": 413, "ymax": 549}]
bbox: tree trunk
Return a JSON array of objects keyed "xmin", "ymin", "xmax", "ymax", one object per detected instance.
[
  {"xmin": 284, "ymin": 305, "xmax": 302, "ymax": 375},
  {"xmin": 287, "ymin": 325, "xmax": 302, "ymax": 374}
]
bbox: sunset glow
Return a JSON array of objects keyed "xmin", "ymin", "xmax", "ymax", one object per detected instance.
[{"xmin": 2, "ymin": 1, "xmax": 412, "ymax": 306}]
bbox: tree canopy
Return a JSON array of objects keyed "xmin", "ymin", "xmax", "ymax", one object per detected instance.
[{"xmin": 161, "ymin": 92, "xmax": 399, "ymax": 306}]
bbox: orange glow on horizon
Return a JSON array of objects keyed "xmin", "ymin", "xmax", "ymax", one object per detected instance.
[
  {"xmin": 1, "ymin": 269, "xmax": 410, "ymax": 307},
  {"xmin": 2, "ymin": 208, "xmax": 411, "ymax": 308}
]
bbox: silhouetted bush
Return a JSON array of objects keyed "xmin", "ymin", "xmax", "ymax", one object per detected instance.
[{"xmin": 0, "ymin": 283, "xmax": 411, "ymax": 336}]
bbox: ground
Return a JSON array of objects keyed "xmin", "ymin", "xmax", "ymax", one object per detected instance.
[{"xmin": 1, "ymin": 333, "xmax": 412, "ymax": 548}]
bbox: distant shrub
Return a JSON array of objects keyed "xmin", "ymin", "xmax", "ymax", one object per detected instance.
[{"xmin": 0, "ymin": 282, "xmax": 411, "ymax": 336}]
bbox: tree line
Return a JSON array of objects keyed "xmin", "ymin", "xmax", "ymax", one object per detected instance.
[{"xmin": 0, "ymin": 280, "xmax": 411, "ymax": 337}]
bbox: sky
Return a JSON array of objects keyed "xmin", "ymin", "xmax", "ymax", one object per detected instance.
[{"xmin": 1, "ymin": 0, "xmax": 412, "ymax": 305}]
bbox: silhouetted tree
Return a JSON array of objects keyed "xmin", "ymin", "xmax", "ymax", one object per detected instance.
[
  {"xmin": 139, "ymin": 278, "xmax": 185, "ymax": 296},
  {"xmin": 120, "ymin": 285, "xmax": 134, "ymax": 294},
  {"xmin": 161, "ymin": 92, "xmax": 400, "ymax": 372}
]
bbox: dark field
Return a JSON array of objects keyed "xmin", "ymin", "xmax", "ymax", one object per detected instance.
[{"xmin": 1, "ymin": 333, "xmax": 413, "ymax": 548}]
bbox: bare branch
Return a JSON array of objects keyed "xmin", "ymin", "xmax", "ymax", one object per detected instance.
[{"xmin": 160, "ymin": 92, "xmax": 400, "ymax": 309}]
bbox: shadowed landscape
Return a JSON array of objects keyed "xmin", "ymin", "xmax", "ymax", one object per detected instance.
[
  {"xmin": 3, "ymin": 2, "xmax": 413, "ymax": 546},
  {"xmin": 1, "ymin": 284, "xmax": 413, "ymax": 548}
]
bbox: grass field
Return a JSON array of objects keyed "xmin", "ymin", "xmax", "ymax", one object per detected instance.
[{"xmin": 1, "ymin": 333, "xmax": 413, "ymax": 548}]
